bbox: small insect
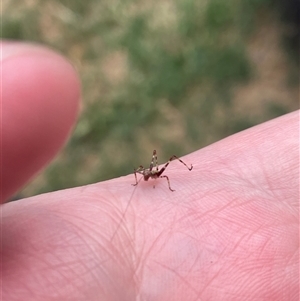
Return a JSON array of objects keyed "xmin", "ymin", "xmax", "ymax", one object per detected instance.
[{"xmin": 132, "ymin": 150, "xmax": 193, "ymax": 191}]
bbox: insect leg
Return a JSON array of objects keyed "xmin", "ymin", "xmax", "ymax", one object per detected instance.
[
  {"xmin": 160, "ymin": 175, "xmax": 175, "ymax": 192},
  {"xmin": 154, "ymin": 150, "xmax": 159, "ymax": 172},
  {"xmin": 132, "ymin": 170, "xmax": 139, "ymax": 186},
  {"xmin": 169, "ymin": 155, "xmax": 193, "ymax": 171},
  {"xmin": 149, "ymin": 150, "xmax": 158, "ymax": 171},
  {"xmin": 132, "ymin": 166, "xmax": 144, "ymax": 186},
  {"xmin": 157, "ymin": 160, "xmax": 171, "ymax": 177}
]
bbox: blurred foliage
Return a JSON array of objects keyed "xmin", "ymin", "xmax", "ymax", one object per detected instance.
[{"xmin": 2, "ymin": 0, "xmax": 298, "ymax": 196}]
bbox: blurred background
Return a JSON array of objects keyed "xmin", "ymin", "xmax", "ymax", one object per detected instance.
[{"xmin": 2, "ymin": 0, "xmax": 299, "ymax": 197}]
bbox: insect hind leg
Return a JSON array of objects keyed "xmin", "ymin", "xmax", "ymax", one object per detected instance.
[{"xmin": 169, "ymin": 155, "xmax": 193, "ymax": 171}]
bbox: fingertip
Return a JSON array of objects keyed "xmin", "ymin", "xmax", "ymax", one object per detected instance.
[{"xmin": 1, "ymin": 41, "xmax": 81, "ymax": 202}]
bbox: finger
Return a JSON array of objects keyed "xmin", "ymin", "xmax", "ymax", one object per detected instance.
[{"xmin": 1, "ymin": 42, "xmax": 81, "ymax": 202}]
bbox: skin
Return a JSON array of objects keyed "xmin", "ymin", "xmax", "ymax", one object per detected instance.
[{"xmin": 1, "ymin": 42, "xmax": 299, "ymax": 301}]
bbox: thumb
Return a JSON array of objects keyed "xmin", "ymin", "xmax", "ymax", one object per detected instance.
[{"xmin": 1, "ymin": 42, "xmax": 81, "ymax": 202}]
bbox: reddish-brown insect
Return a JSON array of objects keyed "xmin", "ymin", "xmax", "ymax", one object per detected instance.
[{"xmin": 132, "ymin": 150, "xmax": 193, "ymax": 191}]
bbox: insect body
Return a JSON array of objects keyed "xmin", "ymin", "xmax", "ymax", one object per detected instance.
[{"xmin": 132, "ymin": 150, "xmax": 193, "ymax": 191}]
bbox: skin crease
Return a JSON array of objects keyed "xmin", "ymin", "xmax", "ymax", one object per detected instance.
[{"xmin": 1, "ymin": 43, "xmax": 299, "ymax": 301}]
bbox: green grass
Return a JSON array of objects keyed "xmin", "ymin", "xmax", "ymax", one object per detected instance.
[{"xmin": 2, "ymin": 0, "xmax": 296, "ymax": 196}]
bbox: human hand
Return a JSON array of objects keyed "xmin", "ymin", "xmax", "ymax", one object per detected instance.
[{"xmin": 2, "ymin": 43, "xmax": 298, "ymax": 301}]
